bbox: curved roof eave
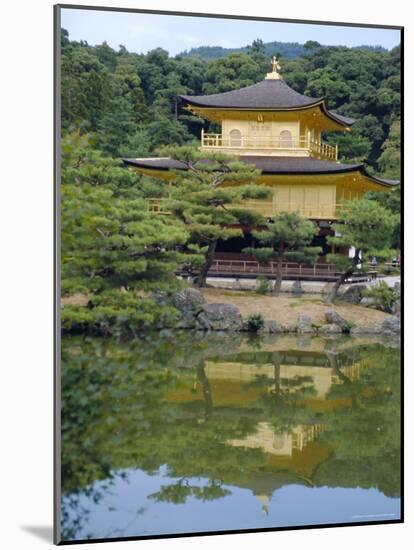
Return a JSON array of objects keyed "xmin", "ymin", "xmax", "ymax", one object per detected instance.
[
  {"xmin": 123, "ymin": 157, "xmax": 399, "ymax": 188},
  {"xmin": 320, "ymin": 103, "xmax": 355, "ymax": 127},
  {"xmin": 177, "ymin": 95, "xmax": 355, "ymax": 128},
  {"xmin": 181, "ymin": 97, "xmax": 356, "ymax": 128},
  {"xmin": 123, "ymin": 157, "xmax": 187, "ymax": 171},
  {"xmin": 359, "ymin": 165, "xmax": 400, "ymax": 187},
  {"xmin": 179, "ymin": 95, "xmax": 323, "ymax": 111}
]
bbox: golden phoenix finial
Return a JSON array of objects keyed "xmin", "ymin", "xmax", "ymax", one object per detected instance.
[
  {"xmin": 265, "ymin": 56, "xmax": 282, "ymax": 80},
  {"xmin": 271, "ymin": 55, "xmax": 280, "ymax": 73}
]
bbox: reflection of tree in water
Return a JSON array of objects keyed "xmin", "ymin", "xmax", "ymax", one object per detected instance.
[
  {"xmin": 196, "ymin": 360, "xmax": 213, "ymax": 420},
  {"xmin": 60, "ymin": 335, "xmax": 263, "ymax": 537},
  {"xmin": 149, "ymin": 479, "xmax": 230, "ymax": 504},
  {"xmin": 60, "ymin": 334, "xmax": 400, "ymax": 539},
  {"xmin": 60, "ymin": 336, "xmax": 187, "ymax": 539},
  {"xmin": 316, "ymin": 346, "xmax": 400, "ymax": 497},
  {"xmin": 61, "ymin": 473, "xmax": 129, "ymax": 541}
]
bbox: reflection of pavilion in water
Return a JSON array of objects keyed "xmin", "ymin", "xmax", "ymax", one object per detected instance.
[
  {"xmin": 204, "ymin": 348, "xmax": 364, "ymax": 400},
  {"xmin": 165, "ymin": 346, "xmax": 368, "ymax": 515},
  {"xmin": 227, "ymin": 421, "xmax": 325, "ymax": 515},
  {"xmin": 228, "ymin": 421, "xmax": 323, "ymax": 456}
]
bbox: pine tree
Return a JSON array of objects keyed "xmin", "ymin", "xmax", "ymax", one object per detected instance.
[
  {"xmin": 162, "ymin": 147, "xmax": 271, "ymax": 287},
  {"xmin": 326, "ymin": 198, "xmax": 398, "ymax": 303},
  {"xmin": 61, "ymin": 132, "xmax": 190, "ymax": 335},
  {"xmin": 243, "ymin": 212, "xmax": 321, "ymax": 295}
]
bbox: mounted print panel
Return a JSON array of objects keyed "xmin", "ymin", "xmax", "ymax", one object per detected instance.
[{"xmin": 55, "ymin": 5, "xmax": 403, "ymax": 545}]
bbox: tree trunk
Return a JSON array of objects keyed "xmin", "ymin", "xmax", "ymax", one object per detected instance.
[
  {"xmin": 326, "ymin": 269, "xmax": 352, "ymax": 304},
  {"xmin": 273, "ymin": 359, "xmax": 281, "ymax": 396},
  {"xmin": 327, "ymin": 249, "xmax": 361, "ymax": 304},
  {"xmin": 272, "ymin": 260, "xmax": 283, "ymax": 296},
  {"xmin": 197, "ymin": 239, "xmax": 217, "ymax": 288},
  {"xmin": 196, "ymin": 361, "xmax": 213, "ymax": 420},
  {"xmin": 326, "ymin": 352, "xmax": 352, "ymax": 384}
]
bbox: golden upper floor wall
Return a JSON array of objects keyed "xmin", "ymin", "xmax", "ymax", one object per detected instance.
[
  {"xmin": 189, "ymin": 105, "xmax": 350, "ymax": 160},
  {"xmin": 189, "ymin": 107, "xmax": 345, "ymax": 160},
  {"xmin": 139, "ymin": 170, "xmax": 395, "ymax": 220},
  {"xmin": 188, "ymin": 104, "xmax": 349, "ymax": 133}
]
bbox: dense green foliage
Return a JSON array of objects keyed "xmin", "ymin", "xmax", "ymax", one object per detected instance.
[
  {"xmin": 366, "ymin": 185, "xmax": 401, "ymax": 249},
  {"xmin": 61, "ymin": 29, "xmax": 400, "ymax": 175}
]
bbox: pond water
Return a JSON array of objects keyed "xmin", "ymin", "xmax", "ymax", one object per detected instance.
[{"xmin": 60, "ymin": 332, "xmax": 401, "ymax": 542}]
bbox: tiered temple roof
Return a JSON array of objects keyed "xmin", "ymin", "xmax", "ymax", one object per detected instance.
[
  {"xmin": 124, "ymin": 58, "xmax": 399, "ymax": 191},
  {"xmin": 179, "ymin": 79, "xmax": 355, "ymax": 128}
]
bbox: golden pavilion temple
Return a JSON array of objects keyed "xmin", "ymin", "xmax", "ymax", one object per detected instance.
[{"xmin": 124, "ymin": 58, "xmax": 398, "ymax": 275}]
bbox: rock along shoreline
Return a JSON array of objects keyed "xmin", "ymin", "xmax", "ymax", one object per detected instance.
[{"xmin": 153, "ymin": 288, "xmax": 401, "ymax": 336}]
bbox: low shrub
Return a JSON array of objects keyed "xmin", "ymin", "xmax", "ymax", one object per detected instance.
[
  {"xmin": 247, "ymin": 313, "xmax": 265, "ymax": 332},
  {"xmin": 255, "ymin": 276, "xmax": 270, "ymax": 295},
  {"xmin": 362, "ymin": 281, "xmax": 394, "ymax": 313}
]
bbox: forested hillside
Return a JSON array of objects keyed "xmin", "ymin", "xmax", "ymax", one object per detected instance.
[
  {"xmin": 61, "ymin": 31, "xmax": 400, "ymax": 177},
  {"xmin": 178, "ymin": 40, "xmax": 387, "ymax": 60}
]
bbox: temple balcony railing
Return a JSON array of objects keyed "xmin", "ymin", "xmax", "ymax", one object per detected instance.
[
  {"xmin": 147, "ymin": 197, "xmax": 344, "ymax": 220},
  {"xmin": 208, "ymin": 259, "xmax": 339, "ymax": 278},
  {"xmin": 207, "ymin": 259, "xmax": 378, "ymax": 282},
  {"xmin": 200, "ymin": 130, "xmax": 338, "ymax": 161}
]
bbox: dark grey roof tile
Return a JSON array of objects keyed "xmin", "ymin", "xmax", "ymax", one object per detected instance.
[{"xmin": 179, "ymin": 79, "xmax": 321, "ymax": 109}]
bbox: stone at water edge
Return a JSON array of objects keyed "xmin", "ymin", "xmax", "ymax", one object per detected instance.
[
  {"xmin": 151, "ymin": 287, "xmax": 205, "ymax": 309},
  {"xmin": 157, "ymin": 287, "xmax": 206, "ymax": 329},
  {"xmin": 318, "ymin": 323, "xmax": 342, "ymax": 335},
  {"xmin": 324, "ymin": 309, "xmax": 350, "ymax": 331},
  {"xmin": 340, "ymin": 284, "xmax": 366, "ymax": 304},
  {"xmin": 297, "ymin": 314, "xmax": 315, "ymax": 334},
  {"xmin": 350, "ymin": 324, "xmax": 382, "ymax": 334},
  {"xmin": 381, "ymin": 315, "xmax": 400, "ymax": 334},
  {"xmin": 170, "ymin": 287, "xmax": 206, "ymax": 310},
  {"xmin": 196, "ymin": 303, "xmax": 243, "ymax": 331},
  {"xmin": 258, "ymin": 320, "xmax": 283, "ymax": 334}
]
